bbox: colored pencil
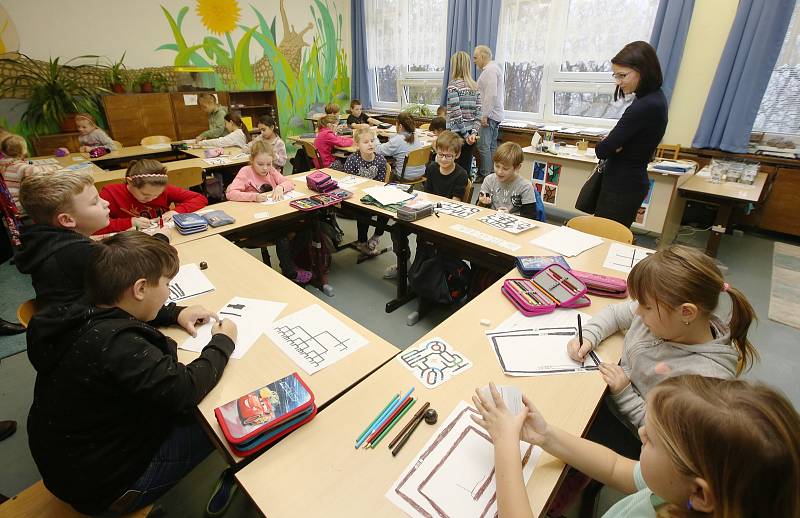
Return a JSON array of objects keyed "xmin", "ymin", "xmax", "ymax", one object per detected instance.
[
  {"xmin": 356, "ymin": 393, "xmax": 402, "ymax": 450},
  {"xmin": 355, "ymin": 393, "xmax": 398, "ymax": 446},
  {"xmin": 366, "ymin": 394, "xmax": 413, "ymax": 445},
  {"xmin": 358, "ymin": 387, "xmax": 413, "ymax": 449},
  {"xmin": 512, "ymin": 280, "xmax": 540, "ymax": 306},
  {"xmin": 370, "ymin": 398, "xmax": 416, "ymax": 448},
  {"xmin": 388, "ymin": 401, "xmax": 430, "ymax": 449}
]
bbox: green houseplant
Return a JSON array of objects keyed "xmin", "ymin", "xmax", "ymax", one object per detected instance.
[
  {"xmin": 105, "ymin": 52, "xmax": 127, "ymax": 93},
  {"xmin": 137, "ymin": 70, "xmax": 168, "ymax": 93},
  {"xmin": 0, "ymin": 53, "xmax": 108, "ymax": 135},
  {"xmin": 405, "ymin": 103, "xmax": 434, "ymax": 118}
]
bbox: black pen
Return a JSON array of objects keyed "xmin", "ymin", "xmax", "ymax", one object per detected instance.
[{"xmin": 579, "ymin": 314, "xmax": 602, "ymax": 366}]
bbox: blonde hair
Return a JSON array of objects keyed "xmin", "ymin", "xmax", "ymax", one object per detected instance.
[
  {"xmin": 353, "ymin": 127, "xmax": 373, "ymax": 144},
  {"xmin": 450, "ymin": 51, "xmax": 478, "ymax": 91},
  {"xmin": 318, "ymin": 114, "xmax": 339, "ymax": 129},
  {"xmin": 649, "ymin": 375, "xmax": 800, "ymax": 518},
  {"xmin": 125, "ymin": 159, "xmax": 168, "ymax": 188},
  {"xmin": 19, "ymin": 169, "xmax": 94, "ymax": 224},
  {"xmin": 434, "ymin": 130, "xmax": 463, "ymax": 154},
  {"xmin": 1, "ymin": 134, "xmax": 27, "ymax": 159},
  {"xmin": 493, "ymin": 142, "xmax": 523, "ymax": 168},
  {"xmin": 74, "ymin": 113, "xmax": 98, "ymax": 128},
  {"xmin": 249, "ymin": 139, "xmax": 274, "ymax": 161},
  {"xmin": 628, "ymin": 245, "xmax": 758, "ymax": 374}
]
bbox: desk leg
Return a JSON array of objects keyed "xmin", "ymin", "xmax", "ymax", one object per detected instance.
[
  {"xmin": 386, "ymin": 224, "xmax": 416, "ymax": 313},
  {"xmin": 706, "ymin": 202, "xmax": 733, "ymax": 258}
]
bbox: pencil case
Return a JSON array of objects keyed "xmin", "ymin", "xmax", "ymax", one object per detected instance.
[
  {"xmin": 515, "ymin": 255, "xmax": 570, "ymax": 277},
  {"xmin": 571, "ymin": 270, "xmax": 628, "ymax": 298},
  {"xmin": 289, "ymin": 189, "xmax": 352, "ymax": 211},
  {"xmin": 88, "ymin": 146, "xmax": 110, "ymax": 158},
  {"xmin": 172, "ymin": 212, "xmax": 208, "ymax": 235},
  {"xmin": 501, "ymin": 264, "xmax": 589, "ymax": 316},
  {"xmin": 397, "ymin": 199, "xmax": 434, "ymax": 221},
  {"xmin": 202, "ymin": 210, "xmax": 235, "ymax": 228},
  {"xmin": 306, "ymin": 170, "xmax": 338, "ymax": 193}
]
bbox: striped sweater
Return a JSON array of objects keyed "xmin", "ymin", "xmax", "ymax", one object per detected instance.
[
  {"xmin": 0, "ymin": 158, "xmax": 59, "ymax": 213},
  {"xmin": 446, "ymin": 78, "xmax": 482, "ymax": 137}
]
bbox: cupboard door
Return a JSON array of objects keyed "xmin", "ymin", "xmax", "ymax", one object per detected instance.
[
  {"xmin": 103, "ymin": 94, "xmax": 176, "ymax": 146},
  {"xmin": 759, "ymin": 167, "xmax": 800, "ymax": 236}
]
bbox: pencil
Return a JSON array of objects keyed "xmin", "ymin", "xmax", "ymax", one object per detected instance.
[
  {"xmin": 391, "ymin": 410, "xmax": 426, "ymax": 457},
  {"xmin": 366, "ymin": 394, "xmax": 413, "ymax": 446},
  {"xmin": 358, "ymin": 387, "xmax": 413, "ymax": 449},
  {"xmin": 355, "ymin": 393, "xmax": 401, "ymax": 449},
  {"xmin": 355, "ymin": 393, "xmax": 398, "ymax": 446},
  {"xmin": 388, "ymin": 401, "xmax": 430, "ymax": 449},
  {"xmin": 370, "ymin": 398, "xmax": 416, "ymax": 448}
]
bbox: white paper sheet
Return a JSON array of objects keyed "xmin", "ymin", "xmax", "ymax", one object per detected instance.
[
  {"xmin": 530, "ymin": 226, "xmax": 604, "ymax": 257},
  {"xmin": 183, "ymin": 94, "xmax": 198, "ymax": 106},
  {"xmin": 362, "ymin": 185, "xmax": 415, "ymax": 205},
  {"xmin": 168, "ymin": 263, "xmax": 215, "ymax": 302},
  {"xmin": 602, "ymin": 242, "xmax": 654, "ymax": 273},
  {"xmin": 479, "ymin": 213, "xmax": 537, "ymax": 234},
  {"xmin": 337, "ymin": 175, "xmax": 371, "ymax": 188},
  {"xmin": 435, "ymin": 200, "xmax": 481, "ymax": 219},
  {"xmin": 30, "ymin": 158, "xmax": 59, "ymax": 165},
  {"xmin": 203, "ymin": 157, "xmax": 231, "ymax": 166},
  {"xmin": 397, "ymin": 337, "xmax": 472, "ymax": 389},
  {"xmin": 266, "ymin": 304, "xmax": 368, "ymax": 374},
  {"xmin": 387, "ymin": 401, "xmax": 541, "ymax": 518},
  {"xmin": 449, "ymin": 224, "xmax": 522, "ymax": 252},
  {"xmin": 180, "ymin": 297, "xmax": 287, "ymax": 360},
  {"xmin": 260, "ymin": 189, "xmax": 304, "ymax": 205}
]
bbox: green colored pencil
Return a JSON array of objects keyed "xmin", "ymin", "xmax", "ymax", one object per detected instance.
[
  {"xmin": 371, "ymin": 398, "xmax": 416, "ymax": 448},
  {"xmin": 356, "ymin": 394, "xmax": 398, "ymax": 446}
]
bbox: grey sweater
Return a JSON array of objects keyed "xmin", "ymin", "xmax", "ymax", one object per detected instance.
[{"xmin": 583, "ymin": 301, "xmax": 740, "ymax": 430}]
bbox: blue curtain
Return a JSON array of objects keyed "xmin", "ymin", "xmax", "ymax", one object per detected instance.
[
  {"xmin": 351, "ymin": 0, "xmax": 375, "ymax": 109},
  {"xmin": 649, "ymin": 0, "xmax": 695, "ymax": 101},
  {"xmin": 439, "ymin": 0, "xmax": 502, "ymax": 105},
  {"xmin": 692, "ymin": 0, "xmax": 797, "ymax": 152}
]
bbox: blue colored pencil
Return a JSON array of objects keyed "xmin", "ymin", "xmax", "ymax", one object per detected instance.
[
  {"xmin": 357, "ymin": 387, "xmax": 413, "ymax": 449},
  {"xmin": 355, "ymin": 394, "xmax": 398, "ymax": 446}
]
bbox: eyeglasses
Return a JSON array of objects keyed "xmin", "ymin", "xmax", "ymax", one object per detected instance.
[
  {"xmin": 438, "ymin": 153, "xmax": 455, "ymax": 159},
  {"xmin": 611, "ymin": 72, "xmax": 631, "ymax": 81}
]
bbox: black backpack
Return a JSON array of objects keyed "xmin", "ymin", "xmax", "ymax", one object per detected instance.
[{"xmin": 408, "ymin": 242, "xmax": 471, "ymax": 304}]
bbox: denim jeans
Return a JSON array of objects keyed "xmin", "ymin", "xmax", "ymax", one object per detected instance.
[
  {"xmin": 478, "ymin": 119, "xmax": 500, "ymax": 177},
  {"xmin": 104, "ymin": 419, "xmax": 214, "ymax": 516}
]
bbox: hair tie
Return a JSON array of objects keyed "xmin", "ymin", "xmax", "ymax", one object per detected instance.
[
  {"xmin": 722, "ymin": 282, "xmax": 730, "ymax": 293},
  {"xmin": 129, "ymin": 173, "xmax": 168, "ymax": 179}
]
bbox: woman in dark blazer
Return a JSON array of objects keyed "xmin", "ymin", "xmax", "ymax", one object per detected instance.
[{"xmin": 594, "ymin": 41, "xmax": 668, "ymax": 228}]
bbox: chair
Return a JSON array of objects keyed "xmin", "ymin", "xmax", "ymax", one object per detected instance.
[
  {"xmin": 0, "ymin": 480, "xmax": 153, "ymax": 518},
  {"xmin": 297, "ymin": 139, "xmax": 323, "ymax": 169},
  {"xmin": 462, "ymin": 178, "xmax": 474, "ymax": 203},
  {"xmin": 111, "ymin": 140, "xmax": 123, "ymax": 151},
  {"xmin": 386, "ymin": 146, "xmax": 430, "ymax": 188},
  {"xmin": 167, "ymin": 166, "xmax": 204, "ymax": 189},
  {"xmin": 566, "ymin": 215, "xmax": 633, "ymax": 244},
  {"xmin": 140, "ymin": 135, "xmax": 172, "ymax": 146},
  {"xmin": 655, "ymin": 143, "xmax": 681, "ymax": 159},
  {"xmin": 16, "ymin": 299, "xmax": 38, "ymax": 328},
  {"xmin": 419, "ymin": 123, "xmax": 430, "ymax": 131}
]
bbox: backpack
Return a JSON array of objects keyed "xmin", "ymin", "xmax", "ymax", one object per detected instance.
[{"xmin": 408, "ymin": 242, "xmax": 471, "ymax": 304}]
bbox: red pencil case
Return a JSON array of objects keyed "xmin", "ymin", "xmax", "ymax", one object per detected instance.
[
  {"xmin": 571, "ymin": 270, "xmax": 628, "ymax": 298},
  {"xmin": 501, "ymin": 264, "xmax": 590, "ymax": 316}
]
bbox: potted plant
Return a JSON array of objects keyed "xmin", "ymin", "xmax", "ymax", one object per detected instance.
[
  {"xmin": 0, "ymin": 53, "xmax": 108, "ymax": 135},
  {"xmin": 137, "ymin": 70, "xmax": 168, "ymax": 93},
  {"xmin": 405, "ymin": 103, "xmax": 434, "ymax": 118},
  {"xmin": 105, "ymin": 52, "xmax": 127, "ymax": 93}
]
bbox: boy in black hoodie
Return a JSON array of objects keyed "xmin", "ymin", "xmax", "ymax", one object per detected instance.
[{"xmin": 27, "ymin": 231, "xmax": 237, "ymax": 515}]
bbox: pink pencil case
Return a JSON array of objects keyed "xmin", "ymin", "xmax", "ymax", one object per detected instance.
[
  {"xmin": 501, "ymin": 264, "xmax": 590, "ymax": 316},
  {"xmin": 571, "ymin": 270, "xmax": 628, "ymax": 298}
]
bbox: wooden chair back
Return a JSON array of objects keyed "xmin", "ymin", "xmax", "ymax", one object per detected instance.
[
  {"xmin": 140, "ymin": 135, "xmax": 172, "ymax": 146},
  {"xmin": 398, "ymin": 146, "xmax": 432, "ymax": 183},
  {"xmin": 168, "ymin": 166, "xmax": 204, "ymax": 190},
  {"xmin": 16, "ymin": 299, "xmax": 38, "ymax": 328},
  {"xmin": 566, "ymin": 215, "xmax": 633, "ymax": 244},
  {"xmin": 298, "ymin": 139, "xmax": 323, "ymax": 168},
  {"xmin": 655, "ymin": 143, "xmax": 681, "ymax": 159},
  {"xmin": 111, "ymin": 140, "xmax": 124, "ymax": 150}
]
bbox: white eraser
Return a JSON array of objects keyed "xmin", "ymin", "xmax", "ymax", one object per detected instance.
[
  {"xmin": 480, "ymin": 319, "xmax": 491, "ymax": 327},
  {"xmin": 254, "ymin": 211, "xmax": 270, "ymax": 219}
]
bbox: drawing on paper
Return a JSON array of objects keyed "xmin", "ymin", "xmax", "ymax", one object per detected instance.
[
  {"xmin": 546, "ymin": 162, "xmax": 561, "ymax": 184},
  {"xmin": 633, "ymin": 179, "xmax": 655, "ymax": 228},
  {"xmin": 398, "ymin": 337, "xmax": 472, "ymax": 389},
  {"xmin": 436, "ymin": 200, "xmax": 481, "ymax": 219},
  {"xmin": 543, "ymin": 184, "xmax": 558, "ymax": 204},
  {"xmin": 272, "ymin": 323, "xmax": 351, "ymax": 368},
  {"xmin": 532, "ymin": 161, "xmax": 546, "ymax": 182},
  {"xmin": 479, "ymin": 213, "xmax": 536, "ymax": 234},
  {"xmin": 603, "ymin": 242, "xmax": 654, "ymax": 273}
]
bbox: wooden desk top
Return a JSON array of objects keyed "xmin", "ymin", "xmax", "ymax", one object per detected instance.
[
  {"xmin": 29, "ymin": 153, "xmax": 107, "ymax": 176},
  {"xmin": 170, "ymin": 235, "xmax": 399, "ymax": 463},
  {"xmin": 236, "ymin": 267, "xmax": 626, "ymax": 517},
  {"xmin": 88, "ymin": 144, "xmax": 176, "ymax": 162},
  {"xmin": 679, "ymin": 170, "xmax": 767, "ymax": 203}
]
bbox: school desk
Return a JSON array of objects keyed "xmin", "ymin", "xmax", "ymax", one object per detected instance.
[
  {"xmin": 168, "ymin": 235, "xmax": 399, "ymax": 464},
  {"xmin": 677, "ymin": 169, "xmax": 768, "ymax": 257},
  {"xmin": 235, "ymin": 264, "xmax": 628, "ymax": 517},
  {"xmin": 27, "ymin": 153, "xmax": 107, "ymax": 177},
  {"xmin": 86, "ymin": 144, "xmax": 182, "ymax": 167}
]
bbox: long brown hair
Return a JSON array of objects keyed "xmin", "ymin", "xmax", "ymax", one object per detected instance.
[
  {"xmin": 628, "ymin": 245, "xmax": 757, "ymax": 374},
  {"xmin": 225, "ymin": 111, "xmax": 251, "ymax": 142},
  {"xmin": 611, "ymin": 40, "xmax": 663, "ymax": 101},
  {"xmin": 397, "ymin": 111, "xmax": 416, "ymax": 144},
  {"xmin": 648, "ymin": 375, "xmax": 800, "ymax": 518}
]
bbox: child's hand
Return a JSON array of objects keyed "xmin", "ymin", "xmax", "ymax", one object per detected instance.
[
  {"xmin": 212, "ymin": 318, "xmax": 238, "ymax": 343},
  {"xmin": 177, "ymin": 306, "xmax": 217, "ymax": 337},
  {"xmin": 195, "ymin": 135, "xmax": 205, "ymax": 143},
  {"xmin": 518, "ymin": 394, "xmax": 550, "ymax": 445},
  {"xmin": 256, "ymin": 192, "xmax": 270, "ymax": 203},
  {"xmin": 161, "ymin": 210, "xmax": 177, "ymax": 222},
  {"xmin": 271, "ymin": 185, "xmax": 285, "ymax": 201},
  {"xmin": 131, "ymin": 217, "xmax": 152, "ymax": 230},
  {"xmin": 471, "ymin": 382, "xmax": 527, "ymax": 445},
  {"xmin": 466, "ymin": 134, "xmax": 477, "ymax": 145},
  {"xmin": 567, "ymin": 336, "xmax": 595, "ymax": 362},
  {"xmin": 599, "ymin": 363, "xmax": 630, "ymax": 395}
]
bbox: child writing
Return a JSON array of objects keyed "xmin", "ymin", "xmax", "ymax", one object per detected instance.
[
  {"xmin": 374, "ymin": 111, "xmax": 425, "ymax": 181},
  {"xmin": 26, "ymin": 231, "xmax": 237, "ymax": 515},
  {"xmin": 244, "ymin": 115, "xmax": 287, "ymax": 170},
  {"xmin": 313, "ymin": 114, "xmax": 354, "ymax": 169},
  {"xmin": 424, "ymin": 130, "xmax": 469, "ymax": 201},
  {"xmin": 477, "ymin": 142, "xmax": 537, "ymax": 218},
  {"xmin": 567, "ymin": 244, "xmax": 758, "ymax": 433},
  {"xmin": 0, "ymin": 135, "xmax": 59, "ymax": 213},
  {"xmin": 96, "ymin": 159, "xmax": 208, "ymax": 234},
  {"xmin": 195, "ymin": 92, "xmax": 228, "ymax": 141},
  {"xmin": 347, "ymin": 99, "xmax": 381, "ymax": 129},
  {"xmin": 197, "ymin": 111, "xmax": 250, "ymax": 149},
  {"xmin": 343, "ymin": 127, "xmax": 388, "ymax": 256},
  {"xmin": 226, "ymin": 140, "xmax": 312, "ymax": 284},
  {"xmin": 75, "ymin": 113, "xmax": 117, "ymax": 153},
  {"xmin": 473, "ymin": 376, "xmax": 800, "ymax": 518}
]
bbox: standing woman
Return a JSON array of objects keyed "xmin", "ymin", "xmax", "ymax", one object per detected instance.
[
  {"xmin": 594, "ymin": 41, "xmax": 667, "ymax": 228},
  {"xmin": 446, "ymin": 51, "xmax": 482, "ymax": 174}
]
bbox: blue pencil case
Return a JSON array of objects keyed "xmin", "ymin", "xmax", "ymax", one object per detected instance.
[{"xmin": 515, "ymin": 255, "xmax": 570, "ymax": 277}]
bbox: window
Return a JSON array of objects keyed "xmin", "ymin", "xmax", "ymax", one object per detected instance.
[
  {"xmin": 753, "ymin": 3, "xmax": 800, "ymax": 137},
  {"xmin": 497, "ymin": 0, "xmax": 659, "ymax": 125},
  {"xmin": 365, "ymin": 0, "xmax": 448, "ymax": 110}
]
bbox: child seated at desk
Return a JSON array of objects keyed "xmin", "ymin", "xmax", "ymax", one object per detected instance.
[
  {"xmin": 96, "ymin": 159, "xmax": 208, "ymax": 234},
  {"xmin": 374, "ymin": 111, "xmax": 425, "ymax": 181},
  {"xmin": 197, "ymin": 111, "xmax": 249, "ymax": 149},
  {"xmin": 0, "ymin": 134, "xmax": 59, "ymax": 214},
  {"xmin": 26, "ymin": 231, "xmax": 237, "ymax": 516},
  {"xmin": 347, "ymin": 99, "xmax": 381, "ymax": 129},
  {"xmin": 196, "ymin": 92, "xmax": 228, "ymax": 141},
  {"xmin": 477, "ymin": 142, "xmax": 538, "ymax": 219},
  {"xmin": 75, "ymin": 113, "xmax": 117, "ymax": 153},
  {"xmin": 314, "ymin": 114, "xmax": 354, "ymax": 169},
  {"xmin": 474, "ymin": 376, "xmax": 800, "ymax": 518},
  {"xmin": 245, "ymin": 115, "xmax": 287, "ymax": 170},
  {"xmin": 343, "ymin": 128, "xmax": 388, "ymax": 256},
  {"xmin": 424, "ymin": 131, "xmax": 469, "ymax": 201},
  {"xmin": 226, "ymin": 140, "xmax": 312, "ymax": 284}
]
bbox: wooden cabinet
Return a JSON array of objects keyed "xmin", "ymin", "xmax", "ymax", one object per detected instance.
[
  {"xmin": 228, "ymin": 90, "xmax": 279, "ymax": 134},
  {"xmin": 758, "ymin": 166, "xmax": 800, "ymax": 235},
  {"xmin": 171, "ymin": 91, "xmax": 230, "ymax": 140},
  {"xmin": 102, "ymin": 93, "xmax": 177, "ymax": 146},
  {"xmin": 30, "ymin": 132, "xmax": 81, "ymax": 155}
]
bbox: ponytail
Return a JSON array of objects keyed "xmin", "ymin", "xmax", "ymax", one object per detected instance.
[
  {"xmin": 225, "ymin": 111, "xmax": 251, "ymax": 143},
  {"xmin": 725, "ymin": 284, "xmax": 759, "ymax": 374},
  {"xmin": 397, "ymin": 112, "xmax": 415, "ymax": 144}
]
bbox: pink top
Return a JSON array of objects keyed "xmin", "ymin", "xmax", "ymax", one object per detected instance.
[
  {"xmin": 313, "ymin": 127, "xmax": 353, "ymax": 168},
  {"xmin": 225, "ymin": 164, "xmax": 294, "ymax": 202}
]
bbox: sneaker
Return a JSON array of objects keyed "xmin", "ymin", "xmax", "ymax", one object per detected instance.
[
  {"xmin": 292, "ymin": 268, "xmax": 313, "ymax": 285},
  {"xmin": 367, "ymin": 236, "xmax": 380, "ymax": 251},
  {"xmin": 355, "ymin": 241, "xmax": 371, "ymax": 255},
  {"xmin": 383, "ymin": 265, "xmax": 398, "ymax": 279},
  {"xmin": 206, "ymin": 468, "xmax": 238, "ymax": 517}
]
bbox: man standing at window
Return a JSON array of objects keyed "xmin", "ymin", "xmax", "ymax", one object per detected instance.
[{"xmin": 474, "ymin": 45, "xmax": 504, "ymax": 183}]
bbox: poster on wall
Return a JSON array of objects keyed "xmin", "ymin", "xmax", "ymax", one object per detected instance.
[
  {"xmin": 633, "ymin": 179, "xmax": 656, "ymax": 228},
  {"xmin": 533, "ymin": 162, "xmax": 561, "ymax": 205}
]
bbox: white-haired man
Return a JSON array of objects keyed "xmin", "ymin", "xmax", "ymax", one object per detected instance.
[{"xmin": 473, "ymin": 45, "xmax": 504, "ymax": 182}]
